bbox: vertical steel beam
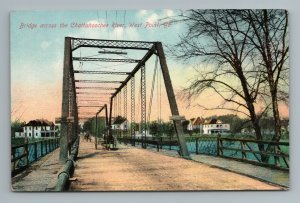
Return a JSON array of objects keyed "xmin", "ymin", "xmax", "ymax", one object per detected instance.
[
  {"xmin": 156, "ymin": 42, "xmax": 190, "ymax": 159},
  {"xmin": 68, "ymin": 78, "xmax": 73, "ymax": 154},
  {"xmin": 114, "ymin": 95, "xmax": 117, "ymax": 138},
  {"xmin": 68, "ymin": 38, "xmax": 77, "ymax": 152},
  {"xmin": 108, "ymin": 97, "xmax": 114, "ymax": 147},
  {"xmin": 130, "ymin": 77, "xmax": 135, "ymax": 146},
  {"xmin": 95, "ymin": 113, "xmax": 98, "ymax": 149},
  {"xmin": 124, "ymin": 85, "xmax": 127, "ymax": 137},
  {"xmin": 105, "ymin": 104, "xmax": 108, "ymax": 127},
  {"xmin": 105, "ymin": 104, "xmax": 108, "ymax": 145},
  {"xmin": 60, "ymin": 37, "xmax": 72, "ymax": 162},
  {"xmin": 118, "ymin": 93, "xmax": 121, "ymax": 138},
  {"xmin": 141, "ymin": 65, "xmax": 146, "ymax": 148},
  {"xmin": 71, "ymin": 61, "xmax": 78, "ymax": 144}
]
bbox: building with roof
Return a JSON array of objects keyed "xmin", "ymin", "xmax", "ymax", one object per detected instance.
[
  {"xmin": 111, "ymin": 119, "xmax": 128, "ymax": 131},
  {"xmin": 203, "ymin": 118, "xmax": 230, "ymax": 134},
  {"xmin": 14, "ymin": 119, "xmax": 59, "ymax": 138},
  {"xmin": 187, "ymin": 117, "xmax": 205, "ymax": 133}
]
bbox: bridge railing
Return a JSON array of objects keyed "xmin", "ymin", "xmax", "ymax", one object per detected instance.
[
  {"xmin": 185, "ymin": 136, "xmax": 218, "ymax": 156},
  {"xmin": 217, "ymin": 137, "xmax": 289, "ymax": 170},
  {"xmin": 118, "ymin": 135, "xmax": 289, "ymax": 170},
  {"xmin": 118, "ymin": 135, "xmax": 218, "ymax": 155},
  {"xmin": 118, "ymin": 137, "xmax": 179, "ymax": 152},
  {"xmin": 11, "ymin": 138, "xmax": 60, "ymax": 177}
]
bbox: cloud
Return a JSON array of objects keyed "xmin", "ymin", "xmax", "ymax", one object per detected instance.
[
  {"xmin": 40, "ymin": 41, "xmax": 52, "ymax": 50},
  {"xmin": 86, "ymin": 19, "xmax": 106, "ymax": 24},
  {"xmin": 146, "ymin": 13, "xmax": 159, "ymax": 23},
  {"xmin": 66, "ymin": 19, "xmax": 108, "ymax": 39},
  {"xmin": 73, "ymin": 18, "xmax": 141, "ymax": 41},
  {"xmin": 164, "ymin": 9, "xmax": 174, "ymax": 17},
  {"xmin": 138, "ymin": 9, "xmax": 175, "ymax": 21},
  {"xmin": 138, "ymin": 10, "xmax": 147, "ymax": 17}
]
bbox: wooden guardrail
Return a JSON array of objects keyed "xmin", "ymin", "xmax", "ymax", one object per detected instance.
[
  {"xmin": 217, "ymin": 137, "xmax": 289, "ymax": 170},
  {"xmin": 11, "ymin": 138, "xmax": 60, "ymax": 177}
]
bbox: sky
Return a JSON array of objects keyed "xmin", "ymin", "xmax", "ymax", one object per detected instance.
[{"xmin": 10, "ymin": 9, "xmax": 289, "ymax": 123}]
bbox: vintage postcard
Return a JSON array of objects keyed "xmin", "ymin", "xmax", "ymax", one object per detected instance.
[{"xmin": 11, "ymin": 9, "xmax": 289, "ymax": 191}]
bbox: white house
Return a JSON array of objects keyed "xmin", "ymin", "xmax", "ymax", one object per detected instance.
[
  {"xmin": 111, "ymin": 119, "xmax": 128, "ymax": 130},
  {"xmin": 203, "ymin": 118, "xmax": 230, "ymax": 134},
  {"xmin": 187, "ymin": 117, "xmax": 205, "ymax": 133},
  {"xmin": 15, "ymin": 119, "xmax": 59, "ymax": 138}
]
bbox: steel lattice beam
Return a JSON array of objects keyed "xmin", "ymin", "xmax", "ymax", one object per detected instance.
[
  {"xmin": 77, "ymin": 100, "xmax": 110, "ymax": 101},
  {"xmin": 77, "ymin": 91, "xmax": 115, "ymax": 95},
  {"xmin": 73, "ymin": 57, "xmax": 140, "ymax": 63},
  {"xmin": 124, "ymin": 85, "xmax": 127, "ymax": 121},
  {"xmin": 78, "ymin": 99, "xmax": 102, "ymax": 101},
  {"xmin": 62, "ymin": 38, "xmax": 190, "ymax": 158},
  {"xmin": 111, "ymin": 46, "xmax": 155, "ymax": 98},
  {"xmin": 74, "ymin": 70, "xmax": 130, "ymax": 75},
  {"xmin": 77, "ymin": 101, "xmax": 101, "ymax": 104},
  {"xmin": 78, "ymin": 101, "xmax": 109, "ymax": 103},
  {"xmin": 98, "ymin": 50, "xmax": 127, "ymax": 55},
  {"xmin": 75, "ymin": 80, "xmax": 123, "ymax": 84},
  {"xmin": 118, "ymin": 93, "xmax": 122, "ymax": 137},
  {"xmin": 77, "ymin": 97, "xmax": 110, "ymax": 99},
  {"xmin": 72, "ymin": 38, "xmax": 154, "ymax": 51},
  {"xmin": 118, "ymin": 93, "xmax": 120, "ymax": 117},
  {"xmin": 78, "ymin": 114, "xmax": 97, "ymax": 116},
  {"xmin": 141, "ymin": 65, "xmax": 146, "ymax": 149},
  {"xmin": 77, "ymin": 92, "xmax": 113, "ymax": 95},
  {"xmin": 78, "ymin": 98, "xmax": 110, "ymax": 102},
  {"xmin": 130, "ymin": 77, "xmax": 135, "ymax": 145},
  {"xmin": 78, "ymin": 105, "xmax": 102, "ymax": 108},
  {"xmin": 76, "ymin": 87, "xmax": 117, "ymax": 90}
]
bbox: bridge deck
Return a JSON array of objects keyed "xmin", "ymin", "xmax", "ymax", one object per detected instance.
[{"xmin": 70, "ymin": 139, "xmax": 281, "ymax": 191}]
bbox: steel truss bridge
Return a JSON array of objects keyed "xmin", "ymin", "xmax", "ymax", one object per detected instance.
[{"xmin": 58, "ymin": 37, "xmax": 190, "ymax": 162}]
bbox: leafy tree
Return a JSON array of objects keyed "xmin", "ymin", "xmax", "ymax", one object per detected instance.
[
  {"xmin": 11, "ymin": 119, "xmax": 25, "ymax": 138},
  {"xmin": 113, "ymin": 116, "xmax": 126, "ymax": 125},
  {"xmin": 148, "ymin": 121, "xmax": 175, "ymax": 138},
  {"xmin": 130, "ymin": 122, "xmax": 139, "ymax": 132},
  {"xmin": 149, "ymin": 121, "xmax": 160, "ymax": 137},
  {"xmin": 82, "ymin": 117, "xmax": 107, "ymax": 138},
  {"xmin": 217, "ymin": 114, "xmax": 247, "ymax": 133},
  {"xmin": 83, "ymin": 119, "xmax": 92, "ymax": 133}
]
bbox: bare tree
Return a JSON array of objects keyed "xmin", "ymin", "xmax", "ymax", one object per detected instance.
[
  {"xmin": 169, "ymin": 10, "xmax": 266, "ymax": 144},
  {"xmin": 239, "ymin": 10, "xmax": 289, "ymax": 142}
]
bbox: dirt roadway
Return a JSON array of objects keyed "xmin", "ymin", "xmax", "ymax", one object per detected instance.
[
  {"xmin": 70, "ymin": 140, "xmax": 281, "ymax": 191},
  {"xmin": 12, "ymin": 148, "xmax": 63, "ymax": 191}
]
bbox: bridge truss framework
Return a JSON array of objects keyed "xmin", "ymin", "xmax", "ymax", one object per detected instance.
[{"xmin": 59, "ymin": 37, "xmax": 190, "ymax": 162}]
